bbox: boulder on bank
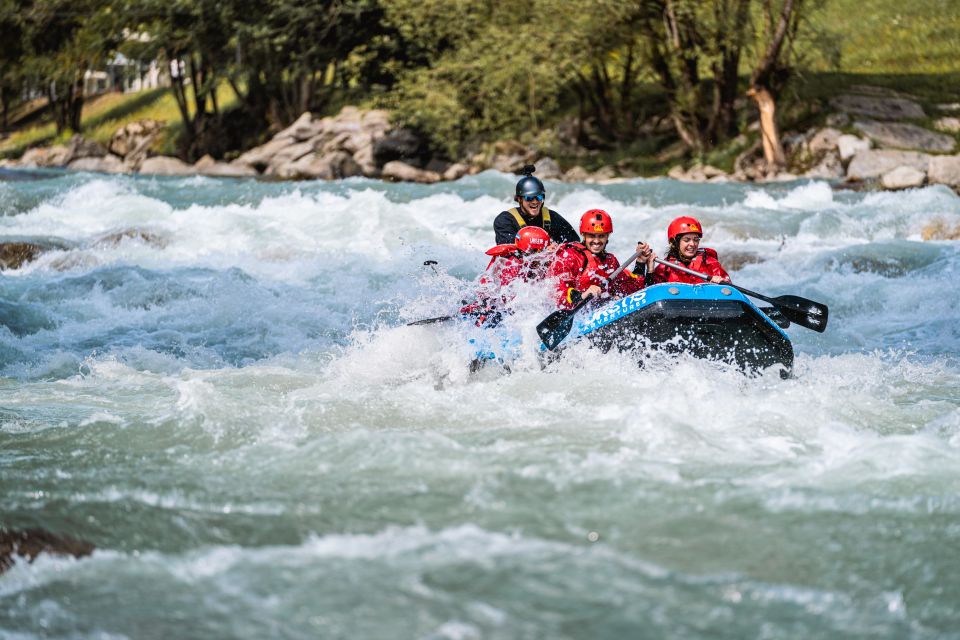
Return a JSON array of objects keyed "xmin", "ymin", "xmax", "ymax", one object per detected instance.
[
  {"xmin": 66, "ymin": 135, "xmax": 107, "ymax": 161},
  {"xmin": 803, "ymin": 151, "xmax": 844, "ymax": 179},
  {"xmin": 668, "ymin": 164, "xmax": 727, "ymax": 182},
  {"xmin": 193, "ymin": 155, "xmax": 258, "ymax": 177},
  {"xmin": 846, "ymin": 149, "xmax": 931, "ymax": 180},
  {"xmin": 830, "ymin": 94, "xmax": 925, "ymax": 120},
  {"xmin": 19, "ymin": 145, "xmax": 71, "ymax": 168},
  {"xmin": 807, "ymin": 127, "xmax": 843, "ymax": 155},
  {"xmin": 139, "ymin": 156, "xmax": 196, "ymax": 176},
  {"xmin": 234, "ymin": 106, "xmax": 393, "ymax": 179},
  {"xmin": 276, "ymin": 150, "xmax": 362, "ymax": 180},
  {"xmin": 880, "ymin": 166, "xmax": 926, "ymax": 190},
  {"xmin": 927, "ymin": 155, "xmax": 960, "ymax": 187},
  {"xmin": 109, "ymin": 119, "xmax": 163, "ymax": 158},
  {"xmin": 67, "ymin": 154, "xmax": 124, "ymax": 173},
  {"xmin": 381, "ymin": 160, "xmax": 440, "ymax": 184},
  {"xmin": 853, "ymin": 120, "xmax": 956, "ymax": 153},
  {"xmin": 534, "ymin": 157, "xmax": 563, "ymax": 180},
  {"xmin": 837, "ymin": 135, "xmax": 872, "ymax": 161}
]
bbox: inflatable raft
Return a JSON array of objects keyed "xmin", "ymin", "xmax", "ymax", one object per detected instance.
[{"xmin": 572, "ymin": 283, "xmax": 794, "ymax": 374}]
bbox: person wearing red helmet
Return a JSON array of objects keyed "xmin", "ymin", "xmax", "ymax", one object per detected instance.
[
  {"xmin": 460, "ymin": 226, "xmax": 553, "ymax": 325},
  {"xmin": 547, "ymin": 209, "xmax": 647, "ymax": 309},
  {"xmin": 637, "ymin": 215, "xmax": 730, "ymax": 285}
]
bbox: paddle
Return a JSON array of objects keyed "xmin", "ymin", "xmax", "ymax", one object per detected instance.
[
  {"xmin": 407, "ymin": 315, "xmax": 453, "ymax": 326},
  {"xmin": 536, "ymin": 248, "xmax": 644, "ymax": 350},
  {"xmin": 652, "ymin": 257, "xmax": 829, "ymax": 332}
]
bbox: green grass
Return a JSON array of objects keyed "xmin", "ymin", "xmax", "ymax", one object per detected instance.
[
  {"xmin": 805, "ymin": 0, "xmax": 960, "ymax": 74},
  {"xmin": 0, "ymin": 82, "xmax": 240, "ymax": 159}
]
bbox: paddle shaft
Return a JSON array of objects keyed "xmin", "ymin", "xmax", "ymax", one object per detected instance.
[
  {"xmin": 564, "ymin": 248, "xmax": 645, "ymax": 312},
  {"xmin": 651, "ymin": 257, "xmax": 828, "ymax": 331},
  {"xmin": 653, "ymin": 257, "xmax": 787, "ymax": 305},
  {"xmin": 536, "ymin": 248, "xmax": 644, "ymax": 349}
]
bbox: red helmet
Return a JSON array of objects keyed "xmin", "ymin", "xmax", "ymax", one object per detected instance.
[
  {"xmin": 667, "ymin": 216, "xmax": 703, "ymax": 242},
  {"xmin": 514, "ymin": 226, "xmax": 550, "ymax": 253},
  {"xmin": 580, "ymin": 209, "xmax": 613, "ymax": 234}
]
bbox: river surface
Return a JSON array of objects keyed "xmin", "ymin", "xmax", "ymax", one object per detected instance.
[{"xmin": 1, "ymin": 170, "xmax": 959, "ymax": 639}]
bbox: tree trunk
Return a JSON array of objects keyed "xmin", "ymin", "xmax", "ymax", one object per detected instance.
[
  {"xmin": 1, "ymin": 87, "xmax": 8, "ymax": 132},
  {"xmin": 747, "ymin": 85, "xmax": 785, "ymax": 171}
]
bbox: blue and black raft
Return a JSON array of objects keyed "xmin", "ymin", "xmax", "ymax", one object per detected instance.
[
  {"xmin": 535, "ymin": 257, "xmax": 828, "ymax": 376},
  {"xmin": 573, "ymin": 283, "xmax": 795, "ymax": 373}
]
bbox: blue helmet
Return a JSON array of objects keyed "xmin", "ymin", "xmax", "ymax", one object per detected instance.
[{"xmin": 515, "ymin": 165, "xmax": 545, "ymax": 198}]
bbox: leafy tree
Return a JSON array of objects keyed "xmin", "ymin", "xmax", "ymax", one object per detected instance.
[{"xmin": 0, "ymin": 0, "xmax": 26, "ymax": 132}]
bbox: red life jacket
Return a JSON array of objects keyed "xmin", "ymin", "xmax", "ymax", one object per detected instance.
[{"xmin": 650, "ymin": 247, "xmax": 730, "ymax": 285}]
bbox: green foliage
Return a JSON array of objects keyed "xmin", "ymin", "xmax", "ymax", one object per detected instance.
[{"xmin": 804, "ymin": 0, "xmax": 960, "ymax": 74}]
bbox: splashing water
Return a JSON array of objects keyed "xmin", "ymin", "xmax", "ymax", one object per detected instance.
[{"xmin": 1, "ymin": 170, "xmax": 959, "ymax": 638}]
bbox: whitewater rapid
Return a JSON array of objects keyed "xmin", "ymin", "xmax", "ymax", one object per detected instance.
[{"xmin": 1, "ymin": 171, "xmax": 959, "ymax": 638}]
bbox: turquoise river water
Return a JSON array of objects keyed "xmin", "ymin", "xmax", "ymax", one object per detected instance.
[{"xmin": 1, "ymin": 170, "xmax": 959, "ymax": 638}]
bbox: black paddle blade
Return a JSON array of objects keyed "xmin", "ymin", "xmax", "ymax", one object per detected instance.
[
  {"xmin": 759, "ymin": 306, "xmax": 791, "ymax": 329},
  {"xmin": 407, "ymin": 315, "xmax": 453, "ymax": 326},
  {"xmin": 772, "ymin": 295, "xmax": 829, "ymax": 333},
  {"xmin": 536, "ymin": 309, "xmax": 577, "ymax": 350}
]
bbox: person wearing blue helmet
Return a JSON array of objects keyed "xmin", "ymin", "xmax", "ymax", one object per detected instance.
[{"xmin": 493, "ymin": 164, "xmax": 578, "ymax": 246}]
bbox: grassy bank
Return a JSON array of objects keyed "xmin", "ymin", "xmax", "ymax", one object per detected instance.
[{"xmin": 0, "ymin": 83, "xmax": 238, "ymax": 160}]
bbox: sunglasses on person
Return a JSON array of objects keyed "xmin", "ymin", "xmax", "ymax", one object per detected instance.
[{"xmin": 522, "ymin": 194, "xmax": 545, "ymax": 202}]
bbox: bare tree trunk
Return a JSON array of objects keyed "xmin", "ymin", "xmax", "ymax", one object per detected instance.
[{"xmin": 747, "ymin": 85, "xmax": 785, "ymax": 170}]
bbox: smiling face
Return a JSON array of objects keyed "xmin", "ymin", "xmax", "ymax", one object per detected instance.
[
  {"xmin": 677, "ymin": 233, "xmax": 701, "ymax": 260},
  {"xmin": 582, "ymin": 232, "xmax": 609, "ymax": 255},
  {"xmin": 518, "ymin": 193, "xmax": 544, "ymax": 217}
]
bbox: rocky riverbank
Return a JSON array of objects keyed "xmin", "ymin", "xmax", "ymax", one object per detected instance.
[{"xmin": 2, "ymin": 85, "xmax": 960, "ymax": 191}]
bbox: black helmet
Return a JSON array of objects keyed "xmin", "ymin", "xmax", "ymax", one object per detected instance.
[{"xmin": 515, "ymin": 164, "xmax": 545, "ymax": 198}]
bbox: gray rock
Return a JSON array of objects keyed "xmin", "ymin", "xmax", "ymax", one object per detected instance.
[
  {"xmin": 374, "ymin": 128, "xmax": 428, "ymax": 167},
  {"xmin": 830, "ymin": 94, "xmax": 925, "ymax": 120},
  {"xmin": 934, "ymin": 117, "xmax": 960, "ymax": 133},
  {"xmin": 826, "ymin": 112, "xmax": 851, "ymax": 127},
  {"xmin": 287, "ymin": 151, "xmax": 362, "ymax": 180},
  {"xmin": 67, "ymin": 154, "xmax": 124, "ymax": 173},
  {"xmin": 352, "ymin": 145, "xmax": 378, "ymax": 177},
  {"xmin": 803, "ymin": 151, "xmax": 844, "ymax": 179},
  {"xmin": 236, "ymin": 136, "xmax": 303, "ymax": 171},
  {"xmin": 837, "ymin": 135, "xmax": 871, "ymax": 161},
  {"xmin": 880, "ymin": 166, "xmax": 926, "ymax": 189},
  {"xmin": 937, "ymin": 103, "xmax": 960, "ymax": 113},
  {"xmin": 927, "ymin": 155, "xmax": 960, "ymax": 187},
  {"xmin": 808, "ymin": 128, "xmax": 842, "ymax": 154},
  {"xmin": 442, "ymin": 163, "xmax": 471, "ymax": 181},
  {"xmin": 669, "ymin": 164, "xmax": 726, "ymax": 182},
  {"xmin": 139, "ymin": 156, "xmax": 197, "ymax": 176},
  {"xmin": 119, "ymin": 133, "xmax": 158, "ymax": 172},
  {"xmin": 534, "ymin": 157, "xmax": 563, "ymax": 180},
  {"xmin": 589, "ymin": 165, "xmax": 618, "ymax": 182},
  {"xmin": 19, "ymin": 145, "xmax": 71, "ymax": 167},
  {"xmin": 381, "ymin": 160, "xmax": 440, "ymax": 184},
  {"xmin": 109, "ymin": 119, "xmax": 162, "ymax": 158},
  {"xmin": 275, "ymin": 112, "xmax": 324, "ymax": 142},
  {"xmin": 264, "ymin": 140, "xmax": 317, "ymax": 175},
  {"xmin": 846, "ymin": 149, "xmax": 931, "ymax": 180},
  {"xmin": 197, "ymin": 160, "xmax": 259, "ymax": 177},
  {"xmin": 361, "ymin": 109, "xmax": 391, "ymax": 132},
  {"xmin": 853, "ymin": 119, "xmax": 955, "ymax": 152},
  {"xmin": 564, "ymin": 166, "xmax": 591, "ymax": 182},
  {"xmin": 66, "ymin": 136, "xmax": 107, "ymax": 160}
]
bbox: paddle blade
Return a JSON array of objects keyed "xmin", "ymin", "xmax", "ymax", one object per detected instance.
[
  {"xmin": 772, "ymin": 295, "xmax": 829, "ymax": 333},
  {"xmin": 536, "ymin": 309, "xmax": 577, "ymax": 350},
  {"xmin": 407, "ymin": 316, "xmax": 453, "ymax": 326}
]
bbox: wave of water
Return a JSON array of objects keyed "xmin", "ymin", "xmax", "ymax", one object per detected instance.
[{"xmin": 1, "ymin": 170, "xmax": 959, "ymax": 638}]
